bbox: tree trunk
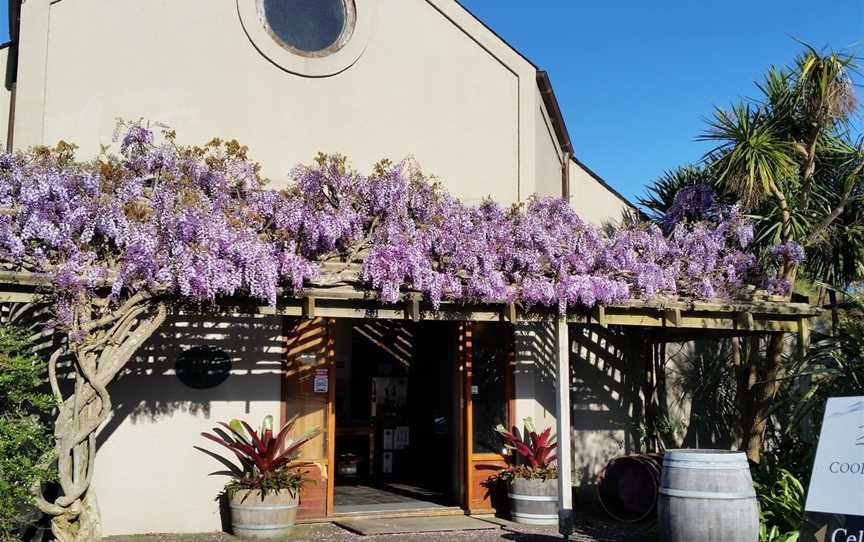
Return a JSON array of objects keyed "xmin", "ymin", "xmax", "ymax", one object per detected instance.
[{"xmin": 739, "ymin": 333, "xmax": 786, "ymax": 463}]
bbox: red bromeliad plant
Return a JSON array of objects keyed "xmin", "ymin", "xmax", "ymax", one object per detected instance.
[
  {"xmin": 197, "ymin": 415, "xmax": 321, "ymax": 499},
  {"xmin": 495, "ymin": 417, "xmax": 558, "ymax": 481}
]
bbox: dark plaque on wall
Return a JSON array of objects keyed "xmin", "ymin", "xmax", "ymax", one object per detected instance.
[{"xmin": 175, "ymin": 345, "xmax": 232, "ymax": 389}]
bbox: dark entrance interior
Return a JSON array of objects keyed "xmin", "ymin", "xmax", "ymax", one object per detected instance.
[{"xmin": 332, "ymin": 320, "xmax": 461, "ymax": 514}]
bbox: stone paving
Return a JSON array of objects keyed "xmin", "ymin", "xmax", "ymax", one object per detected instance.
[{"xmin": 103, "ymin": 513, "xmax": 658, "ymax": 542}]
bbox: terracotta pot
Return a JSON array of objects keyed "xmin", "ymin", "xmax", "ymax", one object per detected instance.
[
  {"xmin": 229, "ymin": 489, "xmax": 298, "ymax": 539},
  {"xmin": 508, "ymin": 477, "xmax": 558, "ymax": 525}
]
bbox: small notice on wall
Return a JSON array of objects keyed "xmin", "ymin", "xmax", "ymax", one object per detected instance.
[
  {"xmin": 800, "ymin": 396, "xmax": 864, "ymax": 541},
  {"xmin": 313, "ymin": 368, "xmax": 328, "ymax": 394},
  {"xmin": 382, "ymin": 429, "xmax": 394, "ymax": 450},
  {"xmin": 394, "ymin": 426, "xmax": 410, "ymax": 450}
]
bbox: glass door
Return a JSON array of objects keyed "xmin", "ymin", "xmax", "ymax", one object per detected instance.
[{"xmin": 462, "ymin": 322, "xmax": 514, "ymax": 513}]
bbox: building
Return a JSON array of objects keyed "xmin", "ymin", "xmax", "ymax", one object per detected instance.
[{"xmin": 0, "ymin": 0, "xmax": 755, "ymax": 536}]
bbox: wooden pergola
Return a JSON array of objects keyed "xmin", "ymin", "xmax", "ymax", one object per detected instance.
[{"xmin": 0, "ymin": 270, "xmax": 820, "ymax": 536}]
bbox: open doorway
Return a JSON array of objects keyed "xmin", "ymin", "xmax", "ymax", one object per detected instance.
[{"xmin": 331, "ymin": 320, "xmax": 461, "ymax": 514}]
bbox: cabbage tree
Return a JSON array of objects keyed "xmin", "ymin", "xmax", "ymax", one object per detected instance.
[{"xmin": 699, "ymin": 46, "xmax": 863, "ymax": 461}]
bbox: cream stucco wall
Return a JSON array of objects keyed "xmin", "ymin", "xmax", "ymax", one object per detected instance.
[
  {"xmin": 513, "ymin": 323, "xmax": 557, "ymax": 432},
  {"xmin": 515, "ymin": 324, "xmax": 642, "ymax": 501},
  {"xmin": 92, "ymin": 314, "xmax": 283, "ymax": 536},
  {"xmin": 9, "ymin": 0, "xmax": 552, "ymax": 205},
  {"xmin": 534, "ymin": 90, "xmax": 564, "ymax": 198},
  {"xmin": 0, "ymin": 46, "xmax": 10, "ymax": 147},
  {"xmin": 569, "ymin": 159, "xmax": 632, "ymax": 226},
  {"xmin": 8, "ymin": 0, "xmax": 637, "ymax": 210}
]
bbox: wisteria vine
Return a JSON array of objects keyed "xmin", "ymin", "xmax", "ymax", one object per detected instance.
[{"xmin": 0, "ymin": 125, "xmax": 790, "ymax": 331}]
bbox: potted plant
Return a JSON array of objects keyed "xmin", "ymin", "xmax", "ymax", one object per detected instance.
[
  {"xmin": 494, "ymin": 417, "xmax": 559, "ymax": 525},
  {"xmin": 198, "ymin": 415, "xmax": 320, "ymax": 539}
]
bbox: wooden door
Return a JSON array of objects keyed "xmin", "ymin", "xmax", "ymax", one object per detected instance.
[
  {"xmin": 282, "ymin": 317, "xmax": 336, "ymax": 519},
  {"xmin": 461, "ymin": 322, "xmax": 515, "ymax": 513}
]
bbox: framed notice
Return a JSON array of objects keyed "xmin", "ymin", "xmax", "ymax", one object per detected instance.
[
  {"xmin": 800, "ymin": 396, "xmax": 864, "ymax": 541},
  {"xmin": 394, "ymin": 426, "xmax": 410, "ymax": 450},
  {"xmin": 313, "ymin": 368, "xmax": 329, "ymax": 394}
]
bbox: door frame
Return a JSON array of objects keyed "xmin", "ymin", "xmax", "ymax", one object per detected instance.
[
  {"xmin": 280, "ymin": 317, "xmax": 336, "ymax": 520},
  {"xmin": 460, "ymin": 321, "xmax": 516, "ymax": 513},
  {"xmin": 310, "ymin": 319, "xmax": 515, "ymax": 517}
]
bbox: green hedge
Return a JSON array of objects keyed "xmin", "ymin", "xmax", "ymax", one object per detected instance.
[{"xmin": 0, "ymin": 324, "xmax": 55, "ymax": 541}]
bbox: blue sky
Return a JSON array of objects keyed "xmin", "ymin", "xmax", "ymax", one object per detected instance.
[
  {"xmin": 459, "ymin": 0, "xmax": 863, "ymax": 203},
  {"xmin": 0, "ymin": 2, "xmax": 861, "ymax": 202}
]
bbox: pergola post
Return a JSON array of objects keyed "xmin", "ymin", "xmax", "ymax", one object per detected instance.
[{"xmin": 555, "ymin": 316, "xmax": 574, "ymax": 537}]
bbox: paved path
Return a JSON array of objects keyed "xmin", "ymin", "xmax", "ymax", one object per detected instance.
[{"xmin": 104, "ymin": 514, "xmax": 658, "ymax": 542}]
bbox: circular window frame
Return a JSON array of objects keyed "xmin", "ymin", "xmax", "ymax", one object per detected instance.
[
  {"xmin": 237, "ymin": 0, "xmax": 378, "ymax": 77},
  {"xmin": 259, "ymin": 0, "xmax": 356, "ymax": 58}
]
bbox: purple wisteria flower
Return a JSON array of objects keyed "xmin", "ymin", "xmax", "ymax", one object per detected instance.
[
  {"xmin": 0, "ymin": 123, "xmax": 774, "ymax": 329},
  {"xmin": 769, "ymin": 241, "xmax": 805, "ymax": 265},
  {"xmin": 662, "ymin": 183, "xmax": 719, "ymax": 229}
]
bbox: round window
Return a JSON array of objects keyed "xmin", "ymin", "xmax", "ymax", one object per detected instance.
[
  {"xmin": 175, "ymin": 346, "xmax": 232, "ymax": 389},
  {"xmin": 260, "ymin": 0, "xmax": 356, "ymax": 57}
]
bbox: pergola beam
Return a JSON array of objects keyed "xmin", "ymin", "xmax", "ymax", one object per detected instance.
[{"xmin": 0, "ymin": 274, "xmax": 820, "ymax": 331}]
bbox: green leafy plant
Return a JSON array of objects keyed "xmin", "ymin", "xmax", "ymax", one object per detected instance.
[
  {"xmin": 493, "ymin": 417, "xmax": 558, "ymax": 482},
  {"xmin": 749, "ymin": 297, "xmax": 862, "ymax": 542},
  {"xmin": 198, "ymin": 415, "xmax": 321, "ymax": 499},
  {"xmin": 758, "ymin": 297, "xmax": 864, "ymax": 484},
  {"xmin": 0, "ymin": 324, "xmax": 55, "ymax": 542},
  {"xmin": 753, "ymin": 458, "xmax": 805, "ymax": 542}
]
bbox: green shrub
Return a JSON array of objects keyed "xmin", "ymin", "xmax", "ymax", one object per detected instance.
[
  {"xmin": 752, "ymin": 300, "xmax": 864, "ymax": 542},
  {"xmin": 753, "ymin": 459, "xmax": 804, "ymax": 542},
  {"xmin": 0, "ymin": 324, "xmax": 55, "ymax": 541}
]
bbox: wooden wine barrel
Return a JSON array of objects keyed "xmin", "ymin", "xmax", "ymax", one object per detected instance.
[
  {"xmin": 597, "ymin": 453, "xmax": 662, "ymax": 523},
  {"xmin": 230, "ymin": 490, "xmax": 299, "ymax": 539},
  {"xmin": 658, "ymin": 449, "xmax": 759, "ymax": 542},
  {"xmin": 508, "ymin": 477, "xmax": 558, "ymax": 525}
]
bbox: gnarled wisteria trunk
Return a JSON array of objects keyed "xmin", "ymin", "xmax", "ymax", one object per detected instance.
[{"xmin": 31, "ymin": 294, "xmax": 167, "ymax": 542}]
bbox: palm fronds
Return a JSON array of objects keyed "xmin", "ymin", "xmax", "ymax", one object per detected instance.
[{"xmin": 699, "ymin": 104, "xmax": 798, "ymax": 206}]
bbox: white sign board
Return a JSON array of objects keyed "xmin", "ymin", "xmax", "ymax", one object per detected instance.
[
  {"xmin": 382, "ymin": 429, "xmax": 394, "ymax": 451},
  {"xmin": 801, "ymin": 396, "xmax": 864, "ymax": 541}
]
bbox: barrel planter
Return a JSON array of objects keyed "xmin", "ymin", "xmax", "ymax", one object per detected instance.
[
  {"xmin": 508, "ymin": 477, "xmax": 558, "ymax": 525},
  {"xmin": 658, "ymin": 449, "xmax": 759, "ymax": 542},
  {"xmin": 597, "ymin": 453, "xmax": 662, "ymax": 523},
  {"xmin": 229, "ymin": 489, "xmax": 299, "ymax": 539}
]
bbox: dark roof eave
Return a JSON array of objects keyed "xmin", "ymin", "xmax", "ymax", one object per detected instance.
[
  {"xmin": 536, "ymin": 71, "xmax": 639, "ymax": 213},
  {"xmin": 536, "ymin": 70, "xmax": 572, "ymax": 155}
]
